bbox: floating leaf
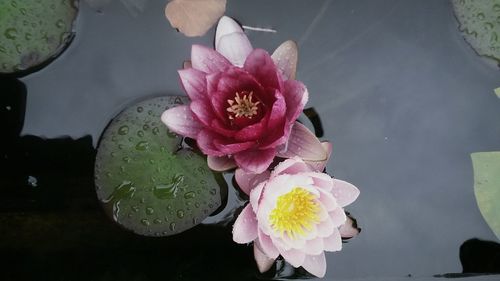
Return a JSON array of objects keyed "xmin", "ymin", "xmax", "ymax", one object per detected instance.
[
  {"xmin": 471, "ymin": 152, "xmax": 500, "ymax": 240},
  {"xmin": 95, "ymin": 96, "xmax": 226, "ymax": 237},
  {"xmin": 165, "ymin": 0, "xmax": 226, "ymax": 37},
  {"xmin": 0, "ymin": 0, "xmax": 78, "ymax": 75},
  {"xmin": 452, "ymin": 0, "xmax": 500, "ymax": 62}
]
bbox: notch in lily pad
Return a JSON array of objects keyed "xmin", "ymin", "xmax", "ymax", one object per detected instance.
[
  {"xmin": 95, "ymin": 96, "xmax": 227, "ymax": 237},
  {"xmin": 0, "ymin": 0, "xmax": 78, "ymax": 76}
]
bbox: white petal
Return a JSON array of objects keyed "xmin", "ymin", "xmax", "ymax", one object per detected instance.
[
  {"xmin": 216, "ymin": 32, "xmax": 252, "ymax": 66},
  {"xmin": 215, "ymin": 16, "xmax": 244, "ymax": 47},
  {"xmin": 271, "ymin": 40, "xmax": 298, "ymax": 80}
]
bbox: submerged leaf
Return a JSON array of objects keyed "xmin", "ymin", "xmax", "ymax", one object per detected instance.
[
  {"xmin": 471, "ymin": 152, "xmax": 500, "ymax": 240},
  {"xmin": 495, "ymin": 87, "xmax": 500, "ymax": 98},
  {"xmin": 0, "ymin": 0, "xmax": 78, "ymax": 75},
  {"xmin": 95, "ymin": 96, "xmax": 226, "ymax": 237},
  {"xmin": 452, "ymin": 0, "xmax": 500, "ymax": 62},
  {"xmin": 165, "ymin": 0, "xmax": 226, "ymax": 37}
]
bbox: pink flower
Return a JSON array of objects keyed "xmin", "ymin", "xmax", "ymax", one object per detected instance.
[
  {"xmin": 232, "ymin": 157, "xmax": 360, "ymax": 277},
  {"xmin": 161, "ymin": 16, "xmax": 325, "ymax": 173}
]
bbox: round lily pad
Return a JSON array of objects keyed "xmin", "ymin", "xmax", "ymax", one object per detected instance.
[
  {"xmin": 452, "ymin": 0, "xmax": 500, "ymax": 62},
  {"xmin": 95, "ymin": 96, "xmax": 226, "ymax": 237},
  {"xmin": 0, "ymin": 0, "xmax": 78, "ymax": 75},
  {"xmin": 471, "ymin": 152, "xmax": 500, "ymax": 240}
]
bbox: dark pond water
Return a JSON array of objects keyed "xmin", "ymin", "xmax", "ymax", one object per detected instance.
[{"xmin": 2, "ymin": 0, "xmax": 500, "ymax": 280}]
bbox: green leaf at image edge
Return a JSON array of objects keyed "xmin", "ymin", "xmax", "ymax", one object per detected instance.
[
  {"xmin": 471, "ymin": 151, "xmax": 500, "ymax": 240},
  {"xmin": 452, "ymin": 0, "xmax": 500, "ymax": 63},
  {"xmin": 0, "ymin": 0, "xmax": 78, "ymax": 75},
  {"xmin": 95, "ymin": 96, "xmax": 227, "ymax": 237}
]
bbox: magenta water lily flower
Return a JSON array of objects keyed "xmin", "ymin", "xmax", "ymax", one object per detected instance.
[
  {"xmin": 161, "ymin": 16, "xmax": 328, "ymax": 173},
  {"xmin": 232, "ymin": 157, "xmax": 360, "ymax": 277}
]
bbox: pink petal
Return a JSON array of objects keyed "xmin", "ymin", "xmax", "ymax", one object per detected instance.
[
  {"xmin": 318, "ymin": 189, "xmax": 337, "ymax": 212},
  {"xmin": 191, "ymin": 44, "xmax": 231, "ymax": 73},
  {"xmin": 234, "ymin": 148, "xmax": 276, "ymax": 174},
  {"xmin": 271, "ymin": 40, "xmax": 298, "ymax": 80},
  {"xmin": 307, "ymin": 172, "xmax": 334, "ymax": 191},
  {"xmin": 339, "ymin": 215, "xmax": 360, "ymax": 239},
  {"xmin": 306, "ymin": 141, "xmax": 332, "ymax": 172},
  {"xmin": 253, "ymin": 243, "xmax": 275, "ymax": 273},
  {"xmin": 210, "ymin": 118, "xmax": 236, "ymax": 138},
  {"xmin": 190, "ymin": 100, "xmax": 216, "ymax": 126},
  {"xmin": 196, "ymin": 129, "xmax": 225, "ymax": 156},
  {"xmin": 207, "ymin": 155, "xmax": 237, "ymax": 171},
  {"xmin": 260, "ymin": 91, "xmax": 287, "ymax": 148},
  {"xmin": 233, "ymin": 204, "xmax": 258, "ymax": 244},
  {"xmin": 244, "ymin": 49, "xmax": 283, "ymax": 90},
  {"xmin": 331, "ymin": 179, "xmax": 360, "ymax": 207},
  {"xmin": 317, "ymin": 217, "xmax": 334, "ymax": 238},
  {"xmin": 250, "ymin": 181, "xmax": 266, "ymax": 213},
  {"xmin": 329, "ymin": 208, "xmax": 347, "ymax": 227},
  {"xmin": 323, "ymin": 229, "xmax": 342, "ymax": 252},
  {"xmin": 280, "ymin": 248, "xmax": 306, "ymax": 268},
  {"xmin": 283, "ymin": 79, "xmax": 308, "ymax": 122},
  {"xmin": 216, "ymin": 32, "xmax": 253, "ymax": 66},
  {"xmin": 303, "ymin": 238, "xmax": 324, "ymax": 256},
  {"xmin": 278, "ymin": 122, "xmax": 327, "ymax": 161},
  {"xmin": 302, "ymin": 253, "xmax": 327, "ymax": 277},
  {"xmin": 161, "ymin": 105, "xmax": 203, "ymax": 139},
  {"xmin": 271, "ymin": 158, "xmax": 310, "ymax": 177},
  {"xmin": 234, "ymin": 115, "xmax": 268, "ymax": 142},
  {"xmin": 214, "ymin": 139, "xmax": 255, "ymax": 154},
  {"xmin": 235, "ymin": 168, "xmax": 270, "ymax": 196},
  {"xmin": 257, "ymin": 230, "xmax": 280, "ymax": 259},
  {"xmin": 215, "ymin": 16, "xmax": 245, "ymax": 48},
  {"xmin": 178, "ymin": 68, "xmax": 207, "ymax": 101}
]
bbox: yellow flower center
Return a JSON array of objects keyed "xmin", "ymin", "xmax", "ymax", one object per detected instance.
[
  {"xmin": 269, "ymin": 187, "xmax": 321, "ymax": 239},
  {"xmin": 226, "ymin": 91, "xmax": 260, "ymax": 119}
]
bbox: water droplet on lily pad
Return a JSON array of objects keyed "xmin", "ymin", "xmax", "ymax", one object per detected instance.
[
  {"xmin": 453, "ymin": 0, "xmax": 500, "ymax": 63},
  {"xmin": 0, "ymin": 0, "xmax": 78, "ymax": 75},
  {"xmin": 95, "ymin": 96, "xmax": 227, "ymax": 237}
]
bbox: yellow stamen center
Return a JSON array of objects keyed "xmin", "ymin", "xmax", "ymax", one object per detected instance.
[
  {"xmin": 226, "ymin": 91, "xmax": 260, "ymax": 119},
  {"xmin": 269, "ymin": 187, "xmax": 320, "ymax": 240}
]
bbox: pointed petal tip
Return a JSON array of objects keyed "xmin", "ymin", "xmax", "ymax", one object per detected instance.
[
  {"xmin": 278, "ymin": 122, "xmax": 327, "ymax": 161},
  {"xmin": 215, "ymin": 15, "xmax": 244, "ymax": 46},
  {"xmin": 254, "ymin": 244, "xmax": 275, "ymax": 273},
  {"xmin": 160, "ymin": 105, "xmax": 202, "ymax": 139},
  {"xmin": 271, "ymin": 40, "xmax": 298, "ymax": 80},
  {"xmin": 301, "ymin": 253, "xmax": 327, "ymax": 278}
]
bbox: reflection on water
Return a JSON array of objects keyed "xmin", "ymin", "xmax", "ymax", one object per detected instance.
[{"xmin": 2, "ymin": 76, "xmax": 499, "ymax": 279}]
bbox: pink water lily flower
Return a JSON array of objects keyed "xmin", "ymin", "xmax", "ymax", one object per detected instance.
[
  {"xmin": 233, "ymin": 157, "xmax": 360, "ymax": 277},
  {"xmin": 161, "ymin": 16, "xmax": 327, "ymax": 173}
]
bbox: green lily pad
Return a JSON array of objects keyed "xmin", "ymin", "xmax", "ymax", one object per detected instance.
[
  {"xmin": 0, "ymin": 0, "xmax": 78, "ymax": 75},
  {"xmin": 95, "ymin": 96, "xmax": 226, "ymax": 237},
  {"xmin": 452, "ymin": 0, "xmax": 500, "ymax": 62},
  {"xmin": 471, "ymin": 151, "xmax": 500, "ymax": 240}
]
